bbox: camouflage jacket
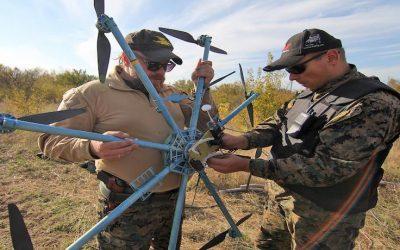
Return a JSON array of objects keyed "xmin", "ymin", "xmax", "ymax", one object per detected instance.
[{"xmin": 246, "ymin": 65, "xmax": 400, "ymax": 188}]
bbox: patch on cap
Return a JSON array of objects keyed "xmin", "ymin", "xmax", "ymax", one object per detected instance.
[
  {"xmin": 154, "ymin": 36, "xmax": 171, "ymax": 47},
  {"xmin": 303, "ymin": 34, "xmax": 324, "ymax": 50}
]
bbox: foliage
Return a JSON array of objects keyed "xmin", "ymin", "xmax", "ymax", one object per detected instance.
[
  {"xmin": 388, "ymin": 78, "xmax": 400, "ymax": 92},
  {"xmin": 0, "ymin": 59, "xmax": 295, "ymax": 124},
  {"xmin": 0, "ymin": 65, "xmax": 96, "ymax": 115},
  {"xmin": 173, "ymin": 79, "xmax": 195, "ymax": 94},
  {"xmin": 209, "ymin": 53, "xmax": 294, "ymax": 130}
]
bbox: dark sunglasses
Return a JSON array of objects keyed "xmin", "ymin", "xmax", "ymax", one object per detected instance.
[
  {"xmin": 143, "ymin": 59, "xmax": 176, "ymax": 72},
  {"xmin": 286, "ymin": 51, "xmax": 327, "ymax": 74}
]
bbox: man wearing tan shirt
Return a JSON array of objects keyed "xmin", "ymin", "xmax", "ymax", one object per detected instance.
[{"xmin": 39, "ymin": 29, "xmax": 217, "ymax": 249}]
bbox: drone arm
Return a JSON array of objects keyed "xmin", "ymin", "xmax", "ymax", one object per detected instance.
[
  {"xmin": 0, "ymin": 116, "xmax": 175, "ymax": 155},
  {"xmin": 219, "ymin": 92, "xmax": 259, "ymax": 127},
  {"xmin": 101, "ymin": 16, "xmax": 182, "ymax": 136},
  {"xmin": 67, "ymin": 165, "xmax": 173, "ymax": 249},
  {"xmin": 179, "ymin": 89, "xmax": 218, "ymax": 132},
  {"xmin": 189, "ymin": 37, "xmax": 212, "ymax": 137},
  {"xmin": 190, "ymin": 160, "xmax": 242, "ymax": 238},
  {"xmin": 168, "ymin": 173, "xmax": 189, "ymax": 250}
]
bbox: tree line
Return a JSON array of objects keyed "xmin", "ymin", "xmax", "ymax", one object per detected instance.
[{"xmin": 1, "ymin": 63, "xmax": 398, "ymax": 129}]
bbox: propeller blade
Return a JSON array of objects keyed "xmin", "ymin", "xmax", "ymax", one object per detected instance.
[
  {"xmin": 200, "ymin": 213, "xmax": 252, "ymax": 250},
  {"xmin": 8, "ymin": 204, "xmax": 33, "ymax": 250},
  {"xmin": 18, "ymin": 108, "xmax": 86, "ymax": 125},
  {"xmin": 159, "ymin": 27, "xmax": 197, "ymax": 44},
  {"xmin": 246, "ymin": 102, "xmax": 254, "ymax": 128},
  {"xmin": 209, "ymin": 71, "xmax": 235, "ymax": 87},
  {"xmin": 240, "ymin": 64, "xmax": 256, "ymax": 129},
  {"xmin": 239, "ymin": 63, "xmax": 247, "ymax": 96},
  {"xmin": 210, "ymin": 45, "xmax": 227, "ymax": 55},
  {"xmin": 94, "ymin": 0, "xmax": 105, "ymax": 17},
  {"xmin": 97, "ymin": 32, "xmax": 111, "ymax": 83}
]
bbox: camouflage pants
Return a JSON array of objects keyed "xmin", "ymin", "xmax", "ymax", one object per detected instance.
[
  {"xmin": 97, "ymin": 188, "xmax": 181, "ymax": 250},
  {"xmin": 256, "ymin": 183, "xmax": 366, "ymax": 249}
]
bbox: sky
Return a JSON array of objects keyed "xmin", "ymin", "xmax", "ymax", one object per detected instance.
[{"xmin": 0, "ymin": 0, "xmax": 399, "ymax": 90}]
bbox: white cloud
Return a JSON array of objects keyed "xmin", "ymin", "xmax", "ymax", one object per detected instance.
[
  {"xmin": 360, "ymin": 64, "xmax": 400, "ymax": 82},
  {"xmin": 1, "ymin": 0, "xmax": 399, "ymax": 83},
  {"xmin": 0, "ymin": 46, "xmax": 53, "ymax": 70}
]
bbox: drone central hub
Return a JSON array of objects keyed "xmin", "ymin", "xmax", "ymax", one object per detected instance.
[
  {"xmin": 96, "ymin": 14, "xmax": 112, "ymax": 33},
  {"xmin": 197, "ymin": 35, "xmax": 212, "ymax": 47}
]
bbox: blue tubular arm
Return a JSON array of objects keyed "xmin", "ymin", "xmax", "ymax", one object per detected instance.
[
  {"xmin": 0, "ymin": 116, "xmax": 175, "ymax": 152},
  {"xmin": 67, "ymin": 166, "xmax": 173, "ymax": 250},
  {"xmin": 197, "ymin": 169, "xmax": 241, "ymax": 238},
  {"xmin": 218, "ymin": 92, "xmax": 259, "ymax": 127},
  {"xmin": 189, "ymin": 36, "xmax": 212, "ymax": 138},
  {"xmin": 168, "ymin": 174, "xmax": 189, "ymax": 250},
  {"xmin": 101, "ymin": 16, "xmax": 182, "ymax": 137}
]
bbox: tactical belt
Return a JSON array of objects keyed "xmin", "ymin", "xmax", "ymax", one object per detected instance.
[{"xmin": 97, "ymin": 170, "xmax": 179, "ymax": 204}]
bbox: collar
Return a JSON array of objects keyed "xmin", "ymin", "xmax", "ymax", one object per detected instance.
[{"xmin": 313, "ymin": 64, "xmax": 366, "ymax": 99}]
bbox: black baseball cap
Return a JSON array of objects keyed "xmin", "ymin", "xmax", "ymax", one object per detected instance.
[
  {"xmin": 125, "ymin": 29, "xmax": 183, "ymax": 65},
  {"xmin": 263, "ymin": 29, "xmax": 342, "ymax": 72}
]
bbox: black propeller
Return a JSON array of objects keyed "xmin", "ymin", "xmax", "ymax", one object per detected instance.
[
  {"xmin": 159, "ymin": 27, "xmax": 227, "ymax": 55},
  {"xmin": 239, "ymin": 64, "xmax": 255, "ymax": 128},
  {"xmin": 18, "ymin": 108, "xmax": 86, "ymax": 125},
  {"xmin": 8, "ymin": 204, "xmax": 34, "ymax": 250},
  {"xmin": 199, "ymin": 213, "xmax": 252, "ymax": 250},
  {"xmin": 209, "ymin": 71, "xmax": 235, "ymax": 87},
  {"xmin": 239, "ymin": 64, "xmax": 262, "ymax": 158},
  {"xmin": 239, "ymin": 64, "xmax": 262, "ymax": 191},
  {"xmin": 94, "ymin": 0, "xmax": 111, "ymax": 82}
]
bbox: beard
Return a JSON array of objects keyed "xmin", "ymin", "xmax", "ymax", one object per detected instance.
[{"xmin": 148, "ymin": 74, "xmax": 165, "ymax": 92}]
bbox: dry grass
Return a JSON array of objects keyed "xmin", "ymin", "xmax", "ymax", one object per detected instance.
[{"xmin": 0, "ymin": 132, "xmax": 399, "ymax": 249}]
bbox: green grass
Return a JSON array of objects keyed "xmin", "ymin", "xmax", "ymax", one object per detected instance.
[{"xmin": 0, "ymin": 133, "xmax": 399, "ymax": 249}]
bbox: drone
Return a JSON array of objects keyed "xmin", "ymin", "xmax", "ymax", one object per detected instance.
[{"xmin": 1, "ymin": 0, "xmax": 260, "ymax": 249}]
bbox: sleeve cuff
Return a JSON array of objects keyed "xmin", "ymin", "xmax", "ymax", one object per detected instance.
[
  {"xmin": 243, "ymin": 132, "xmax": 256, "ymax": 150},
  {"xmin": 249, "ymin": 158, "xmax": 274, "ymax": 180},
  {"xmin": 83, "ymin": 139, "xmax": 99, "ymax": 160}
]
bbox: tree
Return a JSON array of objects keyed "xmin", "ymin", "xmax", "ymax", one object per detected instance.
[
  {"xmin": 173, "ymin": 79, "xmax": 195, "ymax": 93},
  {"xmin": 55, "ymin": 69, "xmax": 96, "ymax": 88},
  {"xmin": 388, "ymin": 78, "xmax": 400, "ymax": 92}
]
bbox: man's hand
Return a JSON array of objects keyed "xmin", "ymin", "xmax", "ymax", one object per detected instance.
[
  {"xmin": 89, "ymin": 131, "xmax": 139, "ymax": 160},
  {"xmin": 207, "ymin": 154, "xmax": 250, "ymax": 173},
  {"xmin": 221, "ymin": 133, "xmax": 248, "ymax": 150},
  {"xmin": 191, "ymin": 59, "xmax": 214, "ymax": 86}
]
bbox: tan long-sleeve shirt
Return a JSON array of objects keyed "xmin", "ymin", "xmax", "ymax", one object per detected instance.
[{"xmin": 38, "ymin": 67, "xmax": 217, "ymax": 192}]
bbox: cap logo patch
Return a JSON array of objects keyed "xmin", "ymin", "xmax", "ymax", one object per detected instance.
[
  {"xmin": 304, "ymin": 34, "xmax": 324, "ymax": 49},
  {"xmin": 282, "ymin": 43, "xmax": 291, "ymax": 53},
  {"xmin": 154, "ymin": 36, "xmax": 171, "ymax": 47}
]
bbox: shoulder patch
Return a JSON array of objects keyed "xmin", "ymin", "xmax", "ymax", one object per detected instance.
[
  {"xmin": 327, "ymin": 102, "xmax": 363, "ymax": 125},
  {"xmin": 286, "ymin": 99, "xmax": 296, "ymax": 110}
]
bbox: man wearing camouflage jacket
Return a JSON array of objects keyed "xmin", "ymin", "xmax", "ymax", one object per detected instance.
[{"xmin": 207, "ymin": 29, "xmax": 400, "ymax": 249}]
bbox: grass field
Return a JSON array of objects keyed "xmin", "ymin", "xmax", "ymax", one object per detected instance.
[{"xmin": 0, "ymin": 131, "xmax": 399, "ymax": 249}]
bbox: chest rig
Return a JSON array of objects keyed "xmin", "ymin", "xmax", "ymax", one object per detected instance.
[{"xmin": 271, "ymin": 77, "xmax": 400, "ymax": 213}]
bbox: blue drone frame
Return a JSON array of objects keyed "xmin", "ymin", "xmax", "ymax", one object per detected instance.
[{"xmin": 0, "ymin": 1, "xmax": 259, "ymax": 249}]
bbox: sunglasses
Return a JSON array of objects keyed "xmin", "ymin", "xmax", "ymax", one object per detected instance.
[
  {"xmin": 286, "ymin": 51, "xmax": 327, "ymax": 74},
  {"xmin": 143, "ymin": 59, "xmax": 176, "ymax": 72}
]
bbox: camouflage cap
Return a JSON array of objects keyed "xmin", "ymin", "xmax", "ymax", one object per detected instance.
[
  {"xmin": 125, "ymin": 29, "xmax": 182, "ymax": 65},
  {"xmin": 264, "ymin": 29, "xmax": 342, "ymax": 72}
]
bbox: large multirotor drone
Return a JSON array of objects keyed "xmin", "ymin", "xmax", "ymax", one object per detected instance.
[{"xmin": 1, "ymin": 1, "xmax": 259, "ymax": 249}]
